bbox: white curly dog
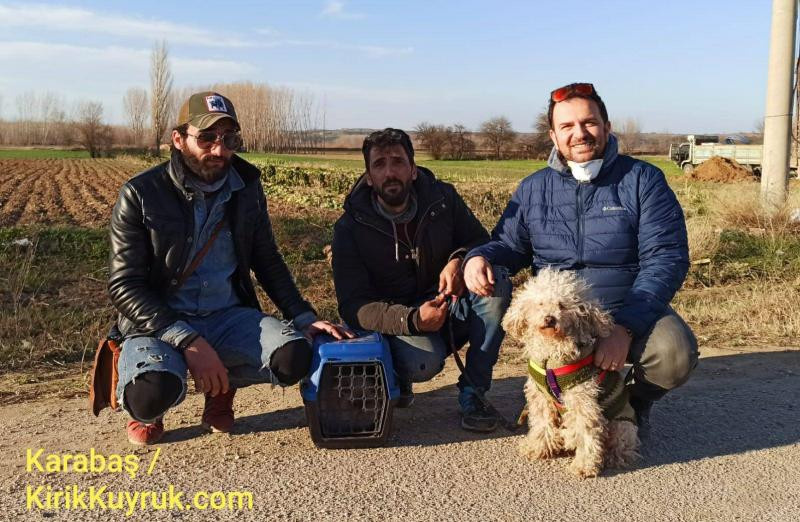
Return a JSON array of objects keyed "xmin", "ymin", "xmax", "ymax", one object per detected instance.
[{"xmin": 502, "ymin": 267, "xmax": 639, "ymax": 478}]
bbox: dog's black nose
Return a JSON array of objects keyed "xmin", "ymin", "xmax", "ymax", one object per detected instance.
[{"xmin": 543, "ymin": 315, "xmax": 557, "ymax": 328}]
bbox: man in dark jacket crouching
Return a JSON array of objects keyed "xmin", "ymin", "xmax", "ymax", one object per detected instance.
[
  {"xmin": 331, "ymin": 128, "xmax": 511, "ymax": 432},
  {"xmin": 464, "ymin": 83, "xmax": 698, "ymax": 438},
  {"xmin": 109, "ymin": 91, "xmax": 351, "ymax": 445}
]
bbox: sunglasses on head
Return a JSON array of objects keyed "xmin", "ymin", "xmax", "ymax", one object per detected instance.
[
  {"xmin": 186, "ymin": 130, "xmax": 243, "ymax": 150},
  {"xmin": 550, "ymin": 83, "xmax": 596, "ymax": 103}
]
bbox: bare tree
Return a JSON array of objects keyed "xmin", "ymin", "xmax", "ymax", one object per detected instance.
[
  {"xmin": 15, "ymin": 92, "xmax": 35, "ymax": 145},
  {"xmin": 752, "ymin": 117, "xmax": 765, "ymax": 145},
  {"xmin": 617, "ymin": 118, "xmax": 642, "ymax": 154},
  {"xmin": 150, "ymin": 40, "xmax": 174, "ymax": 155},
  {"xmin": 480, "ymin": 116, "xmax": 517, "ymax": 159},
  {"xmin": 209, "ymin": 81, "xmax": 323, "ymax": 153},
  {"xmin": 38, "ymin": 93, "xmax": 64, "ymax": 144},
  {"xmin": 517, "ymin": 108, "xmax": 552, "ymax": 159},
  {"xmin": 123, "ymin": 87, "xmax": 149, "ymax": 148},
  {"xmin": 414, "ymin": 122, "xmax": 449, "ymax": 159},
  {"xmin": 446, "ymin": 124, "xmax": 475, "ymax": 160},
  {"xmin": 75, "ymin": 101, "xmax": 112, "ymax": 158}
]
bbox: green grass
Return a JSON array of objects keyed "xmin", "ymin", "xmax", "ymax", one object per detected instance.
[
  {"xmin": 639, "ymin": 155, "xmax": 683, "ymax": 180},
  {"xmin": 241, "ymin": 152, "xmax": 363, "ymax": 170},
  {"xmin": 0, "ymin": 148, "xmax": 91, "ymax": 159},
  {"xmin": 0, "ymin": 226, "xmax": 112, "ymax": 370},
  {"xmin": 1, "ymin": 152, "xmax": 798, "ymax": 377},
  {"xmin": 242, "ymin": 152, "xmax": 546, "ymax": 182}
]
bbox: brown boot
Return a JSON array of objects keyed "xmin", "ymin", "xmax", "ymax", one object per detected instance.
[
  {"xmin": 201, "ymin": 388, "xmax": 236, "ymax": 433},
  {"xmin": 127, "ymin": 418, "xmax": 164, "ymax": 445}
]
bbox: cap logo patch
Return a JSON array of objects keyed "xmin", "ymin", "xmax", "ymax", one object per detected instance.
[{"xmin": 205, "ymin": 95, "xmax": 227, "ymax": 112}]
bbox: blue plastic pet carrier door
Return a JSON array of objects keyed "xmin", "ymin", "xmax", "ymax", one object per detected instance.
[{"xmin": 301, "ymin": 333, "xmax": 399, "ymax": 448}]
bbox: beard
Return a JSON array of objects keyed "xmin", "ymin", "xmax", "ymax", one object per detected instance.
[
  {"xmin": 180, "ymin": 149, "xmax": 230, "ymax": 183},
  {"xmin": 560, "ymin": 137, "xmax": 606, "ymax": 162},
  {"xmin": 375, "ymin": 178, "xmax": 412, "ymax": 208}
]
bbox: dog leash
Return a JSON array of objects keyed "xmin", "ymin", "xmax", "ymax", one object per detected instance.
[{"xmin": 446, "ymin": 309, "xmax": 523, "ymax": 432}]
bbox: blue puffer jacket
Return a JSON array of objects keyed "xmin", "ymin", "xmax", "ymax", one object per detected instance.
[{"xmin": 466, "ymin": 135, "xmax": 688, "ymax": 337}]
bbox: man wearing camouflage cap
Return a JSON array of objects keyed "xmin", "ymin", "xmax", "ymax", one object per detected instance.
[{"xmin": 108, "ymin": 91, "xmax": 352, "ymax": 445}]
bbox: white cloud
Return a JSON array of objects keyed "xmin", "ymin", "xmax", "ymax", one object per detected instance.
[
  {"xmin": 0, "ymin": 41, "xmax": 256, "ymax": 78},
  {"xmin": 255, "ymin": 27, "xmax": 280, "ymax": 37},
  {"xmin": 262, "ymin": 39, "xmax": 412, "ymax": 57},
  {"xmin": 284, "ymin": 81, "xmax": 432, "ymax": 105},
  {"xmin": 0, "ymin": 3, "xmax": 251, "ymax": 47},
  {"xmin": 0, "ymin": 40, "xmax": 257, "ymax": 122},
  {"xmin": 321, "ymin": 0, "xmax": 365, "ymax": 20}
]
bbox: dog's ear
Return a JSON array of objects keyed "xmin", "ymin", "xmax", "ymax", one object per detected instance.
[
  {"xmin": 501, "ymin": 295, "xmax": 529, "ymax": 340},
  {"xmin": 586, "ymin": 303, "xmax": 614, "ymax": 338}
]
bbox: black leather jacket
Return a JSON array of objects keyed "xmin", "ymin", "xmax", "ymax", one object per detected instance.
[{"xmin": 108, "ymin": 152, "xmax": 314, "ymax": 338}]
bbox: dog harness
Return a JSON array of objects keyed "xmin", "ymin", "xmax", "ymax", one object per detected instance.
[{"xmin": 528, "ymin": 355, "xmax": 633, "ymax": 422}]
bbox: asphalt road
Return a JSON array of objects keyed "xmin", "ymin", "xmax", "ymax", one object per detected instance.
[{"xmin": 1, "ymin": 346, "xmax": 799, "ymax": 521}]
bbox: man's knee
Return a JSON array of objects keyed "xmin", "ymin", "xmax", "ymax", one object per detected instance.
[
  {"xmin": 404, "ymin": 352, "xmax": 445, "ymax": 382},
  {"xmin": 124, "ymin": 371, "xmax": 183, "ymax": 423},
  {"xmin": 637, "ymin": 312, "xmax": 698, "ymax": 390},
  {"xmin": 466, "ymin": 265, "xmax": 512, "ymax": 334},
  {"xmin": 269, "ymin": 338, "xmax": 312, "ymax": 385},
  {"xmin": 390, "ymin": 335, "xmax": 446, "ymax": 383}
]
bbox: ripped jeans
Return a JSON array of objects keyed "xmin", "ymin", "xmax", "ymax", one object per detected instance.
[{"xmin": 115, "ymin": 306, "xmax": 307, "ymax": 423}]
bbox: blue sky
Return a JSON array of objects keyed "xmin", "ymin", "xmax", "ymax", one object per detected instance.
[{"xmin": 0, "ymin": 1, "xmax": 777, "ymax": 133}]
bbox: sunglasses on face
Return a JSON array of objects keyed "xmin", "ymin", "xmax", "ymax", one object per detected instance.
[
  {"xmin": 550, "ymin": 83, "xmax": 596, "ymax": 102},
  {"xmin": 185, "ymin": 130, "xmax": 243, "ymax": 150}
]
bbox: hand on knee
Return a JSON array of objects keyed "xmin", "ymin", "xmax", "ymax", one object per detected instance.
[{"xmin": 269, "ymin": 339, "xmax": 312, "ymax": 385}]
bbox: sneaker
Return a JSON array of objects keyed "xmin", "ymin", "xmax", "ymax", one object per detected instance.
[
  {"xmin": 201, "ymin": 388, "xmax": 236, "ymax": 433},
  {"xmin": 396, "ymin": 380, "xmax": 414, "ymax": 408},
  {"xmin": 126, "ymin": 418, "xmax": 164, "ymax": 445},
  {"xmin": 630, "ymin": 396, "xmax": 654, "ymax": 440},
  {"xmin": 458, "ymin": 387, "xmax": 499, "ymax": 433}
]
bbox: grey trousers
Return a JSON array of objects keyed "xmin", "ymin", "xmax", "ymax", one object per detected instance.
[{"xmin": 627, "ymin": 306, "xmax": 699, "ymax": 401}]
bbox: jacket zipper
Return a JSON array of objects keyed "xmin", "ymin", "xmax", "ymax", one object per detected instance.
[
  {"xmin": 413, "ymin": 197, "xmax": 443, "ymax": 250},
  {"xmin": 353, "ymin": 195, "xmax": 443, "ymax": 294},
  {"xmin": 576, "ymin": 183, "xmax": 584, "ymax": 265},
  {"xmin": 353, "ymin": 196, "xmax": 443, "ymax": 257}
]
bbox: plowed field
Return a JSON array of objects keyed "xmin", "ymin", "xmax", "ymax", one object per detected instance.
[{"xmin": 0, "ymin": 158, "xmax": 144, "ymax": 227}]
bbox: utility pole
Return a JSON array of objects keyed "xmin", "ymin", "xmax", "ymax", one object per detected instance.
[
  {"xmin": 795, "ymin": 55, "xmax": 799, "ymax": 176},
  {"xmin": 762, "ymin": 0, "xmax": 798, "ymax": 213}
]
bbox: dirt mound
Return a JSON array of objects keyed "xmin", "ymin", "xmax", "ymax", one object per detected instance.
[{"xmin": 691, "ymin": 156, "xmax": 756, "ymax": 183}]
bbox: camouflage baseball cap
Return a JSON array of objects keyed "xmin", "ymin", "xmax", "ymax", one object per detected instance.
[{"xmin": 177, "ymin": 91, "xmax": 239, "ymax": 130}]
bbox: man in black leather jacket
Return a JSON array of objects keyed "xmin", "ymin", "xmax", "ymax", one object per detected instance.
[{"xmin": 108, "ymin": 91, "xmax": 350, "ymax": 445}]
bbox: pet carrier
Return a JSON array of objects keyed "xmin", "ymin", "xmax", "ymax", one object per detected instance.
[{"xmin": 301, "ymin": 332, "xmax": 399, "ymax": 448}]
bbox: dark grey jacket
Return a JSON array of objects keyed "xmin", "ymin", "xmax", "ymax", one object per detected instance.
[
  {"xmin": 332, "ymin": 167, "xmax": 488, "ymax": 335},
  {"xmin": 108, "ymin": 152, "xmax": 313, "ymax": 338}
]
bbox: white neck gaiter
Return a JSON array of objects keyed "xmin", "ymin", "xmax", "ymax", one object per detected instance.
[{"xmin": 567, "ymin": 159, "xmax": 603, "ymax": 182}]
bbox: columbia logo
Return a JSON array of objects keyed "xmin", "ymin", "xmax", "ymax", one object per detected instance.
[{"xmin": 603, "ymin": 206, "xmax": 625, "ymax": 212}]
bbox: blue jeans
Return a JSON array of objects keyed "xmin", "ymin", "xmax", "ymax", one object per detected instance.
[
  {"xmin": 388, "ymin": 266, "xmax": 512, "ymax": 391},
  {"xmin": 115, "ymin": 306, "xmax": 307, "ymax": 421}
]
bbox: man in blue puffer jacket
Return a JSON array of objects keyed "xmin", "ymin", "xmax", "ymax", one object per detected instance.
[{"xmin": 464, "ymin": 83, "xmax": 698, "ymax": 437}]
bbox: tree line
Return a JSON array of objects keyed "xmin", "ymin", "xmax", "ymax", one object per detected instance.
[
  {"xmin": 0, "ymin": 40, "xmax": 323, "ymax": 156},
  {"xmin": 0, "ymin": 40, "xmax": 686, "ymax": 159},
  {"xmin": 413, "ymin": 112, "xmax": 663, "ymax": 161}
]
